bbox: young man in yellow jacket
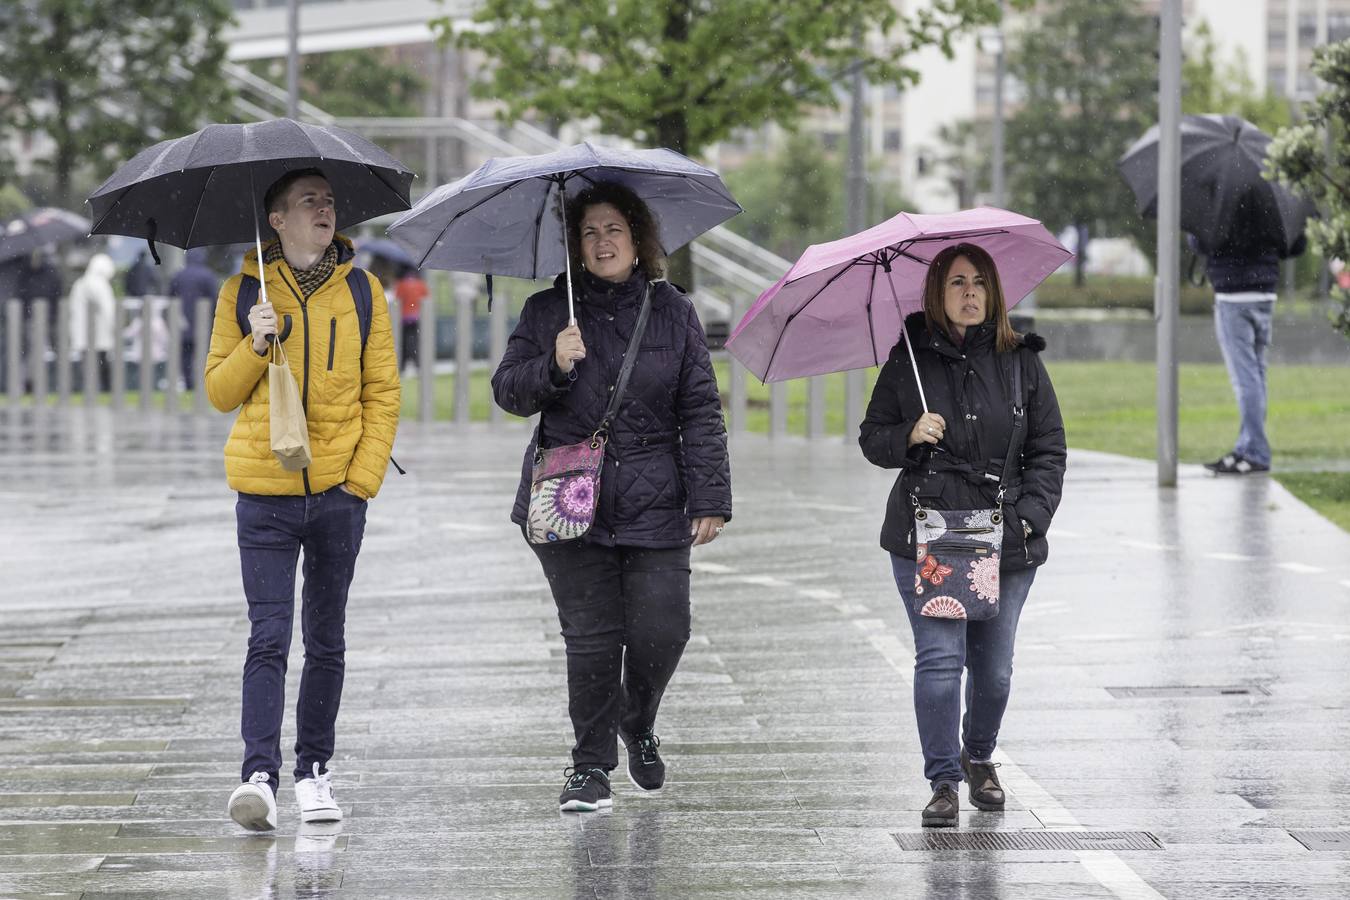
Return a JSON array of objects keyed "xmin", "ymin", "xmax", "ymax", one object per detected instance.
[{"xmin": 205, "ymin": 169, "xmax": 400, "ymax": 831}]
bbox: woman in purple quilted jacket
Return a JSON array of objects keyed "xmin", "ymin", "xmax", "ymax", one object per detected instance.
[{"xmin": 492, "ymin": 181, "xmax": 732, "ymax": 813}]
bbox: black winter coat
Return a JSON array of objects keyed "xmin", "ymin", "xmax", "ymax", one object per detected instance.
[
  {"xmin": 859, "ymin": 313, "xmax": 1066, "ymax": 569},
  {"xmin": 493, "ymin": 271, "xmax": 732, "ymax": 548}
]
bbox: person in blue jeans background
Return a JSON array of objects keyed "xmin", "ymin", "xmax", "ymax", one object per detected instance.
[
  {"xmin": 860, "ymin": 244, "xmax": 1066, "ymax": 828},
  {"xmin": 1190, "ymin": 216, "xmax": 1306, "ymax": 475}
]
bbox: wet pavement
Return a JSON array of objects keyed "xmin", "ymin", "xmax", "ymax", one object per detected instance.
[{"xmin": 2, "ymin": 406, "xmax": 1350, "ymax": 898}]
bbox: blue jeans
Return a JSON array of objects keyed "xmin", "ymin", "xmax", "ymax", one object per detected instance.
[
  {"xmin": 1214, "ymin": 300, "xmax": 1273, "ymax": 467},
  {"xmin": 892, "ymin": 554, "xmax": 1036, "ymax": 790},
  {"xmin": 236, "ymin": 486, "xmax": 367, "ymax": 787}
]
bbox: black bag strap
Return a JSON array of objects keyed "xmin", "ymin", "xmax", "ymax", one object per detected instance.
[
  {"xmin": 596, "ymin": 283, "xmax": 653, "ymax": 437},
  {"xmin": 994, "ymin": 353, "xmax": 1029, "ymax": 500}
]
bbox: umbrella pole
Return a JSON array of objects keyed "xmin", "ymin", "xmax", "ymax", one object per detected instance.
[
  {"xmin": 885, "ymin": 275, "xmax": 928, "ymax": 414},
  {"xmin": 249, "ymin": 173, "xmax": 270, "ymax": 310},
  {"xmin": 558, "ymin": 179, "xmax": 576, "ymax": 324}
]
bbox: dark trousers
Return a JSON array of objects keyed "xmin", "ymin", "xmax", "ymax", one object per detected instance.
[
  {"xmin": 400, "ymin": 320, "xmax": 419, "ymax": 372},
  {"xmin": 531, "ymin": 540, "xmax": 692, "ymax": 770},
  {"xmin": 236, "ymin": 486, "xmax": 367, "ymax": 786}
]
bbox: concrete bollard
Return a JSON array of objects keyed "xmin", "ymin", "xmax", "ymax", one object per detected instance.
[
  {"xmin": 55, "ymin": 296, "xmax": 71, "ymax": 407},
  {"xmin": 418, "ymin": 275, "xmax": 438, "ymax": 423},
  {"xmin": 138, "ymin": 299, "xmax": 154, "ymax": 412},
  {"xmin": 165, "ymin": 299, "xmax": 182, "ymax": 415},
  {"xmin": 31, "ymin": 299, "xmax": 48, "ymax": 405},
  {"xmin": 83, "ymin": 295, "xmax": 98, "ymax": 407}
]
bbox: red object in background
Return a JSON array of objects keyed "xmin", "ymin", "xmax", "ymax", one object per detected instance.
[{"xmin": 395, "ymin": 274, "xmax": 428, "ymax": 323}]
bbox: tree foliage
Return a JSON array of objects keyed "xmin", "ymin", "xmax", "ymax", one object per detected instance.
[
  {"xmin": 1182, "ymin": 22, "xmax": 1290, "ymax": 134},
  {"xmin": 1266, "ymin": 39, "xmax": 1350, "ymax": 340},
  {"xmin": 441, "ymin": 0, "xmax": 1016, "ymax": 157},
  {"xmin": 0, "ymin": 0, "xmax": 234, "ymax": 207},
  {"xmin": 723, "ymin": 132, "xmax": 911, "ymax": 260},
  {"xmin": 1006, "ymin": 0, "xmax": 1155, "ymax": 285},
  {"xmin": 248, "ymin": 49, "xmax": 427, "ymax": 119}
]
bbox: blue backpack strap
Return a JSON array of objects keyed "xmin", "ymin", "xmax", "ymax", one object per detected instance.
[
  {"xmin": 346, "ymin": 268, "xmax": 373, "ymax": 359},
  {"xmin": 234, "ymin": 274, "xmax": 260, "ymax": 336}
]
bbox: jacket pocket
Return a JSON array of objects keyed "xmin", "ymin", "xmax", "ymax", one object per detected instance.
[{"xmin": 326, "ymin": 318, "xmax": 337, "ymax": 371}]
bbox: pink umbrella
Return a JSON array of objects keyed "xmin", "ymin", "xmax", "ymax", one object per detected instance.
[{"xmin": 725, "ymin": 207, "xmax": 1072, "ymax": 383}]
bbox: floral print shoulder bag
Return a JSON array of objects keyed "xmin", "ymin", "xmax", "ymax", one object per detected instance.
[
  {"xmin": 526, "ymin": 285, "xmax": 653, "ymax": 544},
  {"xmin": 910, "ymin": 360, "xmax": 1027, "ymax": 621}
]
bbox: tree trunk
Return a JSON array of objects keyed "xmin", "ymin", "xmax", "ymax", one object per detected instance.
[
  {"xmin": 655, "ymin": 0, "xmax": 694, "ymax": 290},
  {"xmin": 1074, "ymin": 222, "xmax": 1089, "ymax": 287},
  {"xmin": 50, "ymin": 7, "xmax": 75, "ymax": 209}
]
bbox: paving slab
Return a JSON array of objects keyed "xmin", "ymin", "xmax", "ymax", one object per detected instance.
[{"xmin": 2, "ymin": 408, "xmax": 1350, "ymax": 897}]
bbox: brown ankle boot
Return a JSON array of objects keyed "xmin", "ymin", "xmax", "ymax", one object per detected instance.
[
  {"xmin": 961, "ymin": 749, "xmax": 1005, "ymax": 811},
  {"xmin": 922, "ymin": 783, "xmax": 959, "ymax": 827}
]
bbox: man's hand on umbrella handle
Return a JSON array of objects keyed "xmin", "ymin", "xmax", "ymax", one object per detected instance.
[
  {"xmin": 908, "ymin": 412, "xmax": 946, "ymax": 448},
  {"xmin": 691, "ymin": 516, "xmax": 725, "ymax": 546},
  {"xmin": 555, "ymin": 324, "xmax": 586, "ymax": 373},
  {"xmin": 249, "ymin": 302, "xmax": 278, "ymax": 355}
]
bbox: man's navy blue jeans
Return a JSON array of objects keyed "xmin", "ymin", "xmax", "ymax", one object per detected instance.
[
  {"xmin": 1214, "ymin": 299, "xmax": 1274, "ymax": 468},
  {"xmin": 236, "ymin": 486, "xmax": 366, "ymax": 788},
  {"xmin": 892, "ymin": 554, "xmax": 1036, "ymax": 790}
]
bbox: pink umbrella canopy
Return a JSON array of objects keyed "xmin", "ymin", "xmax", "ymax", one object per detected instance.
[{"xmin": 725, "ymin": 207, "xmax": 1073, "ymax": 382}]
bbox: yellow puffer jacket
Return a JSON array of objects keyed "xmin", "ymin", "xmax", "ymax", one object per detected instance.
[{"xmin": 204, "ymin": 236, "xmax": 400, "ymax": 499}]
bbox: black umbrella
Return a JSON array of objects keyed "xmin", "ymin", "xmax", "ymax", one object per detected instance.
[
  {"xmin": 1118, "ymin": 114, "xmax": 1314, "ymax": 254},
  {"xmin": 86, "ymin": 118, "xmax": 414, "ymax": 252},
  {"xmin": 0, "ymin": 208, "xmax": 91, "ymax": 263}
]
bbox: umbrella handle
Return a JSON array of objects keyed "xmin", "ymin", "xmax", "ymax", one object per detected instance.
[{"xmin": 265, "ymin": 314, "xmax": 293, "ymax": 345}]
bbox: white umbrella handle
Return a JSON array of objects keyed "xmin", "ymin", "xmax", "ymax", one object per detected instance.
[
  {"xmin": 249, "ymin": 172, "xmax": 270, "ymax": 310},
  {"xmin": 886, "ymin": 275, "xmax": 928, "ymax": 414},
  {"xmin": 558, "ymin": 180, "xmax": 576, "ymax": 325}
]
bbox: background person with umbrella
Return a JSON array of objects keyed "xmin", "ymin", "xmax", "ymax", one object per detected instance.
[
  {"xmin": 88, "ymin": 118, "xmax": 411, "ymax": 832},
  {"xmin": 1118, "ymin": 114, "xmax": 1313, "ymax": 475},
  {"xmin": 490, "ymin": 180, "xmax": 732, "ymax": 813}
]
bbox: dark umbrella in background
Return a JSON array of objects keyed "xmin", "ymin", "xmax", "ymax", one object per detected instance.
[
  {"xmin": 87, "ymin": 118, "xmax": 414, "ymax": 341},
  {"xmin": 358, "ymin": 237, "xmax": 417, "ymax": 270},
  {"xmin": 1118, "ymin": 114, "xmax": 1314, "ymax": 253},
  {"xmin": 0, "ymin": 208, "xmax": 91, "ymax": 263}
]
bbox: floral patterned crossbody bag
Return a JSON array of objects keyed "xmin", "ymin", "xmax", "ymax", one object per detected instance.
[
  {"xmin": 526, "ymin": 285, "xmax": 653, "ymax": 545},
  {"xmin": 910, "ymin": 361, "xmax": 1027, "ymax": 621}
]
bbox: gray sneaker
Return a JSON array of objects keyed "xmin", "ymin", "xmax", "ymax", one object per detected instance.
[{"xmin": 228, "ymin": 771, "xmax": 277, "ymax": 831}]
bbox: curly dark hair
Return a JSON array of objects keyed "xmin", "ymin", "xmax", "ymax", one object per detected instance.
[{"xmin": 564, "ymin": 181, "xmax": 666, "ymax": 281}]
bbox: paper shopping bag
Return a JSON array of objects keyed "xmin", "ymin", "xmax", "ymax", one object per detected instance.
[{"xmin": 269, "ymin": 340, "xmax": 311, "ymax": 471}]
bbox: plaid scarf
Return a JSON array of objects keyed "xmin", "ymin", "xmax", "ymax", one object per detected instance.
[{"xmin": 264, "ymin": 241, "xmax": 338, "ymax": 298}]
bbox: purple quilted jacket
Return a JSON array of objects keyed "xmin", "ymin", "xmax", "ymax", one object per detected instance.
[{"xmin": 492, "ymin": 270, "xmax": 732, "ymax": 548}]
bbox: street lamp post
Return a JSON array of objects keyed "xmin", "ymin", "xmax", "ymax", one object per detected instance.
[
  {"xmin": 286, "ymin": 0, "xmax": 300, "ymax": 119},
  {"xmin": 1156, "ymin": 0, "xmax": 1182, "ymax": 488}
]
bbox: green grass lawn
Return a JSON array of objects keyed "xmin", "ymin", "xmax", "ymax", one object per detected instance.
[{"xmin": 400, "ymin": 359, "xmax": 1350, "ymax": 532}]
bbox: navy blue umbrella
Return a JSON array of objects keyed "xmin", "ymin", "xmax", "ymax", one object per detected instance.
[
  {"xmin": 0, "ymin": 208, "xmax": 91, "ymax": 263},
  {"xmin": 388, "ymin": 142, "xmax": 741, "ymax": 320}
]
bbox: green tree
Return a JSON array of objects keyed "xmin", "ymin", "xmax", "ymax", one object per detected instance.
[
  {"xmin": 249, "ymin": 49, "xmax": 427, "ymax": 119},
  {"xmin": 1266, "ymin": 39, "xmax": 1350, "ymax": 340},
  {"xmin": 1182, "ymin": 22, "xmax": 1289, "ymax": 133},
  {"xmin": 441, "ymin": 0, "xmax": 1022, "ymax": 282},
  {"xmin": 1006, "ymin": 0, "xmax": 1155, "ymax": 285},
  {"xmin": 0, "ymin": 0, "xmax": 234, "ymax": 208},
  {"xmin": 724, "ymin": 132, "xmax": 910, "ymax": 259}
]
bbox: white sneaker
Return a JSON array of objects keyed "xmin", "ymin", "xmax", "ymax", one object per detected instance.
[
  {"xmin": 228, "ymin": 771, "xmax": 277, "ymax": 831},
  {"xmin": 294, "ymin": 763, "xmax": 342, "ymax": 823}
]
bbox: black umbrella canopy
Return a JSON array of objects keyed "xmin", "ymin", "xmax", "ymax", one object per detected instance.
[
  {"xmin": 87, "ymin": 119, "xmax": 414, "ymax": 249},
  {"xmin": 1117, "ymin": 114, "xmax": 1314, "ymax": 254},
  {"xmin": 0, "ymin": 208, "xmax": 91, "ymax": 263}
]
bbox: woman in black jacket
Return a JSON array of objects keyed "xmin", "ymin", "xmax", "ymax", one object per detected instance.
[
  {"xmin": 859, "ymin": 243, "xmax": 1066, "ymax": 828},
  {"xmin": 492, "ymin": 182, "xmax": 732, "ymax": 813}
]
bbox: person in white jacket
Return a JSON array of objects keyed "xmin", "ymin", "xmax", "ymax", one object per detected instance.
[{"xmin": 69, "ymin": 253, "xmax": 116, "ymax": 392}]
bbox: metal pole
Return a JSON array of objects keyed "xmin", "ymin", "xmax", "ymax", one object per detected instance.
[
  {"xmin": 194, "ymin": 297, "xmax": 212, "ymax": 416},
  {"xmin": 1317, "ymin": 0, "xmax": 1331, "ymax": 298},
  {"xmin": 844, "ymin": 24, "xmax": 868, "ymax": 443},
  {"xmin": 1156, "ymin": 0, "xmax": 1182, "ymax": 488},
  {"xmin": 31, "ymin": 299, "xmax": 48, "ymax": 406},
  {"xmin": 83, "ymin": 295, "xmax": 97, "ymax": 406},
  {"xmin": 286, "ymin": 0, "xmax": 300, "ymax": 119},
  {"xmin": 1287, "ymin": 0, "xmax": 1300, "ymax": 101},
  {"xmin": 5, "ymin": 299, "xmax": 21, "ymax": 404},
  {"xmin": 454, "ymin": 280, "xmax": 473, "ymax": 425},
  {"xmin": 139, "ymin": 299, "xmax": 154, "ymax": 411},
  {"xmin": 165, "ymin": 300, "xmax": 182, "ymax": 415},
  {"xmin": 728, "ymin": 294, "xmax": 747, "ymax": 437},
  {"xmin": 111, "ymin": 298, "xmax": 125, "ymax": 409},
  {"xmin": 991, "ymin": 2, "xmax": 1006, "ymax": 208},
  {"xmin": 418, "ymin": 274, "xmax": 438, "ymax": 423},
  {"xmin": 488, "ymin": 288, "xmax": 507, "ymax": 424},
  {"xmin": 55, "ymin": 296, "xmax": 70, "ymax": 407}
]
